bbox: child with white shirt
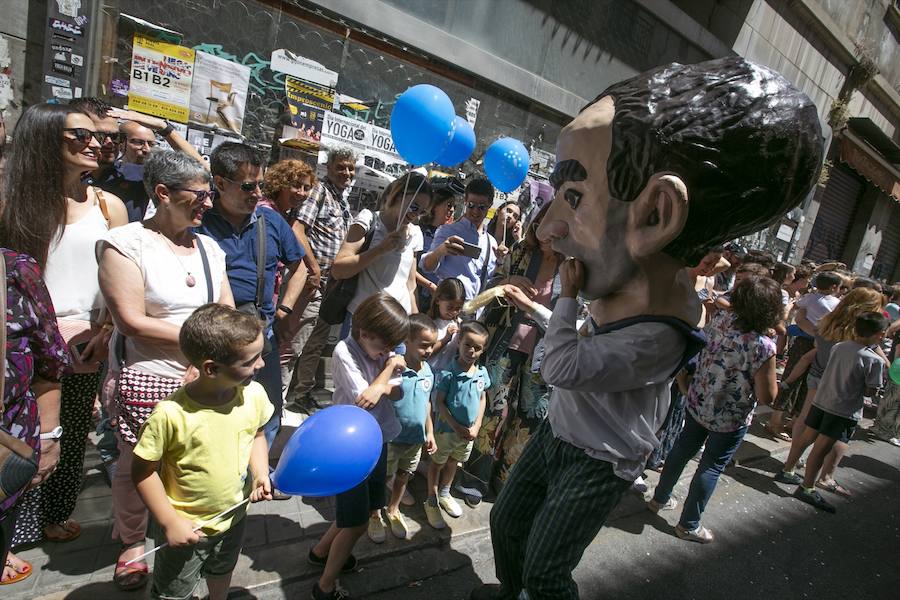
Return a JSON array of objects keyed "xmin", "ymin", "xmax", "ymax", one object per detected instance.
[
  {"xmin": 308, "ymin": 292, "xmax": 408, "ymax": 600},
  {"xmin": 427, "ymin": 277, "xmax": 466, "ymax": 373}
]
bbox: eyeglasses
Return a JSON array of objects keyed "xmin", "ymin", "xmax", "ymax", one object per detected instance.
[
  {"xmin": 466, "ymin": 201, "xmax": 489, "ymax": 211},
  {"xmin": 172, "ymin": 188, "xmax": 215, "ymax": 203},
  {"xmin": 127, "ymin": 138, "xmax": 157, "ymax": 148},
  {"xmin": 63, "ymin": 128, "xmax": 106, "ymax": 145},
  {"xmin": 224, "ymin": 178, "xmax": 263, "ymax": 192}
]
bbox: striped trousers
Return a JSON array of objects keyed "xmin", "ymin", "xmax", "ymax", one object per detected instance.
[{"xmin": 489, "ymin": 420, "xmax": 631, "ymax": 600}]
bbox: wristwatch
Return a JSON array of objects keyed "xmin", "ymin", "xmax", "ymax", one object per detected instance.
[
  {"xmin": 40, "ymin": 425, "xmax": 64, "ymax": 441},
  {"xmin": 159, "ymin": 120, "xmax": 175, "ymax": 137},
  {"xmin": 277, "ymin": 304, "xmax": 293, "ymax": 315}
]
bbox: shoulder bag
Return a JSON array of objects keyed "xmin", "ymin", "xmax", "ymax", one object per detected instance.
[
  {"xmin": 0, "ymin": 255, "xmax": 40, "ymax": 502},
  {"xmin": 319, "ymin": 220, "xmax": 377, "ymax": 325}
]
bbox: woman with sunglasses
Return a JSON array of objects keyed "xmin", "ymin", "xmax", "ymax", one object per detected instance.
[
  {"xmin": 458, "ymin": 201, "xmax": 564, "ymax": 502},
  {"xmin": 0, "ymin": 103, "xmax": 129, "ymax": 583},
  {"xmin": 97, "ymin": 149, "xmax": 233, "ymax": 590},
  {"xmin": 416, "ymin": 187, "xmax": 458, "ymax": 313},
  {"xmin": 331, "ymin": 173, "xmax": 433, "ymax": 326}
]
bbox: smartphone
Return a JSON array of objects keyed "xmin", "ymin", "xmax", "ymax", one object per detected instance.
[{"xmin": 459, "ymin": 241, "xmax": 482, "ymax": 259}]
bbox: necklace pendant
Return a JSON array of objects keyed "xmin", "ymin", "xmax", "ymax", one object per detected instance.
[{"xmin": 185, "ymin": 274, "xmax": 196, "ymax": 287}]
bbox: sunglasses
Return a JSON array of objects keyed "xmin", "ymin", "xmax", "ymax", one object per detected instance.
[
  {"xmin": 173, "ymin": 188, "xmax": 215, "ymax": 203},
  {"xmin": 466, "ymin": 201, "xmax": 489, "ymax": 211},
  {"xmin": 224, "ymin": 178, "xmax": 263, "ymax": 192},
  {"xmin": 63, "ymin": 128, "xmax": 107, "ymax": 145}
]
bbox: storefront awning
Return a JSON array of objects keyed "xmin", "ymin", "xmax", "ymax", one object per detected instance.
[{"xmin": 840, "ymin": 125, "xmax": 900, "ymax": 202}]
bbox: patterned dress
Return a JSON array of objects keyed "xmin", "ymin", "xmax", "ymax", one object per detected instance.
[{"xmin": 2, "ymin": 250, "xmax": 72, "ymax": 520}]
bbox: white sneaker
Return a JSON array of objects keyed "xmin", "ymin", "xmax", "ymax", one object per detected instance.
[
  {"xmin": 424, "ymin": 501, "xmax": 446, "ymax": 529},
  {"xmin": 888, "ymin": 437, "xmax": 900, "ymax": 447},
  {"xmin": 438, "ymin": 494, "xmax": 463, "ymax": 518},
  {"xmin": 367, "ymin": 512, "xmax": 386, "ymax": 543},
  {"xmin": 280, "ymin": 408, "xmax": 306, "ymax": 428},
  {"xmin": 386, "ymin": 510, "xmax": 409, "ymax": 539}
]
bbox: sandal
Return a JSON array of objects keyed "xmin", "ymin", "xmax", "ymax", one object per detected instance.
[
  {"xmin": 817, "ymin": 479, "xmax": 852, "ymax": 497},
  {"xmin": 1, "ymin": 557, "xmax": 33, "ymax": 585},
  {"xmin": 43, "ymin": 519, "xmax": 82, "ymax": 542},
  {"xmin": 114, "ymin": 544, "xmax": 150, "ymax": 591}
]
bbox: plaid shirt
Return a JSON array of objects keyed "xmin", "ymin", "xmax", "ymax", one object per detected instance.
[{"xmin": 295, "ymin": 178, "xmax": 351, "ymax": 289}]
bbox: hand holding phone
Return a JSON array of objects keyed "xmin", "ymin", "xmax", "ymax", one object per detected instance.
[{"xmin": 460, "ymin": 241, "xmax": 482, "ymax": 259}]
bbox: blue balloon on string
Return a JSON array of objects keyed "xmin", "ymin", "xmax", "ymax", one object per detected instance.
[
  {"xmin": 484, "ymin": 138, "xmax": 529, "ymax": 193},
  {"xmin": 434, "ymin": 116, "xmax": 476, "ymax": 167},
  {"xmin": 390, "ymin": 84, "xmax": 456, "ymax": 165},
  {"xmin": 272, "ymin": 405, "xmax": 383, "ymax": 497}
]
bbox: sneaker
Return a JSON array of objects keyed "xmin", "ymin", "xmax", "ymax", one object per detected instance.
[
  {"xmin": 647, "ymin": 497, "xmax": 677, "ymax": 513},
  {"xmin": 386, "ymin": 511, "xmax": 409, "ymax": 539},
  {"xmin": 438, "ymin": 494, "xmax": 463, "ymax": 517},
  {"xmin": 888, "ymin": 437, "xmax": 900, "ymax": 447},
  {"xmin": 367, "ymin": 512, "xmax": 387, "ymax": 543},
  {"xmin": 311, "ymin": 582, "xmax": 351, "ymax": 599},
  {"xmin": 281, "ymin": 408, "xmax": 306, "ymax": 428},
  {"xmin": 401, "ymin": 487, "xmax": 415, "ymax": 506},
  {"xmin": 774, "ymin": 470, "xmax": 803, "ymax": 485},
  {"xmin": 464, "ymin": 493, "xmax": 482, "ymax": 508},
  {"xmin": 424, "ymin": 500, "xmax": 446, "ymax": 529},
  {"xmin": 307, "ymin": 549, "xmax": 358, "ymax": 572},
  {"xmin": 793, "ymin": 486, "xmax": 836, "ymax": 513},
  {"xmin": 675, "ymin": 524, "xmax": 714, "ymax": 543},
  {"xmin": 271, "ymin": 488, "xmax": 292, "ymax": 501},
  {"xmin": 632, "ymin": 476, "xmax": 649, "ymax": 493}
]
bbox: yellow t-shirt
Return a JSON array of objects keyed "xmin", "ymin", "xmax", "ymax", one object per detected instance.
[{"xmin": 133, "ymin": 381, "xmax": 273, "ymax": 535}]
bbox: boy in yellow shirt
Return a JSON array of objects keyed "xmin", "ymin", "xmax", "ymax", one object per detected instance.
[{"xmin": 132, "ymin": 304, "xmax": 274, "ymax": 600}]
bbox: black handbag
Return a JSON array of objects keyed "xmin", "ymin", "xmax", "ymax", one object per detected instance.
[
  {"xmin": 0, "ymin": 255, "xmax": 39, "ymax": 503},
  {"xmin": 319, "ymin": 224, "xmax": 376, "ymax": 325}
]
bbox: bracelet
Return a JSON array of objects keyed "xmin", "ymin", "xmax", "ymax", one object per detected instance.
[
  {"xmin": 159, "ymin": 120, "xmax": 175, "ymax": 136},
  {"xmin": 277, "ymin": 304, "xmax": 293, "ymax": 315}
]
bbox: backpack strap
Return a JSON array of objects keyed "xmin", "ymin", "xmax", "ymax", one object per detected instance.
[{"xmin": 255, "ymin": 212, "xmax": 266, "ymax": 309}]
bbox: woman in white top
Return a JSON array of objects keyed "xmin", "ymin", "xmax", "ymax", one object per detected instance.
[
  {"xmin": 0, "ymin": 103, "xmax": 128, "ymax": 583},
  {"xmin": 97, "ymin": 149, "xmax": 232, "ymax": 589},
  {"xmin": 331, "ymin": 173, "xmax": 433, "ymax": 320}
]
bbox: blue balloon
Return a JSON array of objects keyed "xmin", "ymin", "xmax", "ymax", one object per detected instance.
[
  {"xmin": 390, "ymin": 84, "xmax": 456, "ymax": 165},
  {"xmin": 434, "ymin": 116, "xmax": 476, "ymax": 167},
  {"xmin": 273, "ymin": 405, "xmax": 383, "ymax": 497},
  {"xmin": 484, "ymin": 138, "xmax": 529, "ymax": 193}
]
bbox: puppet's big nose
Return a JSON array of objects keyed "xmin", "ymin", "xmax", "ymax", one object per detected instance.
[{"xmin": 537, "ymin": 218, "xmax": 569, "ymax": 242}]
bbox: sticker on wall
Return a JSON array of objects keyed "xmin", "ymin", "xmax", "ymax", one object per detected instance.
[
  {"xmin": 49, "ymin": 18, "xmax": 82, "ymax": 37},
  {"xmin": 56, "ymin": 0, "xmax": 82, "ymax": 19},
  {"xmin": 51, "ymin": 85, "xmax": 73, "ymax": 99},
  {"xmin": 110, "ymin": 78, "xmax": 129, "ymax": 97},
  {"xmin": 44, "ymin": 75, "xmax": 70, "ymax": 87},
  {"xmin": 70, "ymin": 54, "xmax": 83, "ymax": 66}
]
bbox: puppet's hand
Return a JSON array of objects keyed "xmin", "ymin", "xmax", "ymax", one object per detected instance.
[{"xmin": 560, "ymin": 258, "xmax": 585, "ymax": 298}]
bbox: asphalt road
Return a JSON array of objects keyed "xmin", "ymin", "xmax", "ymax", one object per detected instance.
[{"xmin": 362, "ymin": 431, "xmax": 900, "ymax": 600}]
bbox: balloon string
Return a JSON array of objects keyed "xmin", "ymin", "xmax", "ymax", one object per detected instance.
[{"xmin": 396, "ymin": 168, "xmax": 428, "ymax": 232}]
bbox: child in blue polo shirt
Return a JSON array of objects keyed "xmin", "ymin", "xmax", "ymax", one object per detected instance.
[
  {"xmin": 377, "ymin": 314, "xmax": 439, "ymax": 541},
  {"xmin": 426, "ymin": 321, "xmax": 491, "ymax": 529}
]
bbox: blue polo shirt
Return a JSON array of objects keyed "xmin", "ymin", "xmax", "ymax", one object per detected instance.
[
  {"xmin": 420, "ymin": 217, "xmax": 496, "ymax": 300},
  {"xmin": 392, "ymin": 362, "xmax": 434, "ymax": 444},
  {"xmin": 435, "ymin": 361, "xmax": 491, "ymax": 432},
  {"xmin": 196, "ymin": 204, "xmax": 303, "ymax": 321}
]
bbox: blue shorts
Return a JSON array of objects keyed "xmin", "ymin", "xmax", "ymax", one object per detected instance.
[{"xmin": 334, "ymin": 444, "xmax": 388, "ymax": 528}]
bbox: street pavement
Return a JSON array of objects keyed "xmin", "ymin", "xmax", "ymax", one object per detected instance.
[{"xmin": 10, "ymin": 405, "xmax": 899, "ymax": 600}]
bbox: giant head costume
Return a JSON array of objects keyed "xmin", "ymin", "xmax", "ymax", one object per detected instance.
[{"xmin": 538, "ymin": 56, "xmax": 823, "ymax": 322}]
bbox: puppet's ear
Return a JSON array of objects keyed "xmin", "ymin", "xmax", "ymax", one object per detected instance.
[{"xmin": 626, "ymin": 174, "xmax": 688, "ymax": 258}]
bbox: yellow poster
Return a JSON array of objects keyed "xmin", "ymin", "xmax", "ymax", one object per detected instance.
[{"xmin": 128, "ymin": 35, "xmax": 195, "ymax": 123}]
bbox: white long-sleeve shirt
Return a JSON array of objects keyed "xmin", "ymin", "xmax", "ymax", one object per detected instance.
[{"xmin": 542, "ymin": 298, "xmax": 688, "ymax": 481}]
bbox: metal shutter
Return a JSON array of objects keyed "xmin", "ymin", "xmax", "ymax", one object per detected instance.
[
  {"xmin": 804, "ymin": 164, "xmax": 865, "ymax": 263},
  {"xmin": 872, "ymin": 198, "xmax": 900, "ymax": 281}
]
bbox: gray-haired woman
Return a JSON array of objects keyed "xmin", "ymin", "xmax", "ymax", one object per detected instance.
[{"xmin": 97, "ymin": 149, "xmax": 233, "ymax": 589}]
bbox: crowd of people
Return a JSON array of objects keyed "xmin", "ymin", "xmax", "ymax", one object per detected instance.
[{"xmin": 1, "ymin": 94, "xmax": 899, "ymax": 600}]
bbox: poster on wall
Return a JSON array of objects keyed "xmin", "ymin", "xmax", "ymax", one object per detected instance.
[
  {"xmin": 128, "ymin": 34, "xmax": 195, "ymax": 123},
  {"xmin": 284, "ymin": 76, "xmax": 333, "ymax": 151},
  {"xmin": 188, "ymin": 51, "xmax": 250, "ymax": 135}
]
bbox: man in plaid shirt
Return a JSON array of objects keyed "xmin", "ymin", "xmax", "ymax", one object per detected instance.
[{"xmin": 282, "ymin": 147, "xmax": 356, "ymax": 413}]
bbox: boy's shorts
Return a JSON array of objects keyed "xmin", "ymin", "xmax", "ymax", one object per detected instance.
[
  {"xmin": 806, "ymin": 373, "xmax": 820, "ymax": 391},
  {"xmin": 432, "ymin": 431, "xmax": 473, "ymax": 466},
  {"xmin": 335, "ymin": 444, "xmax": 388, "ymax": 528},
  {"xmin": 805, "ymin": 404, "xmax": 857, "ymax": 443},
  {"xmin": 151, "ymin": 516, "xmax": 246, "ymax": 600},
  {"xmin": 387, "ymin": 442, "xmax": 423, "ymax": 476}
]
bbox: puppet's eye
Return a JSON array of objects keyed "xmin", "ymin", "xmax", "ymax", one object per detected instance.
[{"xmin": 564, "ymin": 188, "xmax": 582, "ymax": 210}]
